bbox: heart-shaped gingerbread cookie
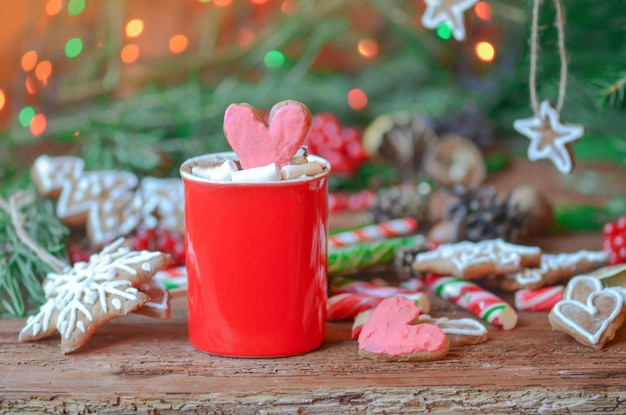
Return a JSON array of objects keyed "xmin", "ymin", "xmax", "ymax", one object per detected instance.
[
  {"xmin": 549, "ymin": 275, "xmax": 626, "ymax": 350},
  {"xmin": 224, "ymin": 100, "xmax": 311, "ymax": 170},
  {"xmin": 358, "ymin": 296, "xmax": 449, "ymax": 361}
]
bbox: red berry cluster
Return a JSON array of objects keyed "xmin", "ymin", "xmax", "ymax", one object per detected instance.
[
  {"xmin": 132, "ymin": 227, "xmax": 186, "ymax": 267},
  {"xmin": 603, "ymin": 216, "xmax": 626, "ymax": 265},
  {"xmin": 304, "ymin": 113, "xmax": 368, "ymax": 174}
]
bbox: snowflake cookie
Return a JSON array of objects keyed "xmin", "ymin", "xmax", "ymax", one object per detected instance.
[{"xmin": 19, "ymin": 238, "xmax": 170, "ymax": 354}]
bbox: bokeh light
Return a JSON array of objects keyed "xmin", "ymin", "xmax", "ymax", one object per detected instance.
[
  {"xmin": 475, "ymin": 41, "xmax": 495, "ymax": 62},
  {"xmin": 236, "ymin": 28, "xmax": 255, "ymax": 47},
  {"xmin": 126, "ymin": 19, "xmax": 144, "ymax": 38},
  {"xmin": 263, "ymin": 50, "xmax": 285, "ymax": 68},
  {"xmin": 46, "ymin": 0, "xmax": 63, "ymax": 16},
  {"xmin": 121, "ymin": 44, "xmax": 140, "ymax": 63},
  {"xmin": 65, "ymin": 38, "xmax": 83, "ymax": 58},
  {"xmin": 475, "ymin": 2, "xmax": 492, "ymax": 20},
  {"xmin": 347, "ymin": 88, "xmax": 368, "ymax": 110},
  {"xmin": 436, "ymin": 23, "xmax": 453, "ymax": 40},
  {"xmin": 19, "ymin": 106, "xmax": 36, "ymax": 128},
  {"xmin": 30, "ymin": 113, "xmax": 47, "ymax": 136},
  {"xmin": 169, "ymin": 34, "xmax": 189, "ymax": 54},
  {"xmin": 21, "ymin": 51, "xmax": 38, "ymax": 72},
  {"xmin": 281, "ymin": 0, "xmax": 299, "ymax": 14},
  {"xmin": 0, "ymin": 89, "xmax": 6, "ymax": 111},
  {"xmin": 357, "ymin": 38, "xmax": 379, "ymax": 59},
  {"xmin": 67, "ymin": 0, "xmax": 86, "ymax": 16},
  {"xmin": 214, "ymin": 0, "xmax": 233, "ymax": 6},
  {"xmin": 25, "ymin": 75, "xmax": 37, "ymax": 94},
  {"xmin": 35, "ymin": 60, "xmax": 53, "ymax": 84},
  {"xmin": 250, "ymin": 0, "xmax": 269, "ymax": 4}
]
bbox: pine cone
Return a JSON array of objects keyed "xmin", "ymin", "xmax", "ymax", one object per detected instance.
[
  {"xmin": 443, "ymin": 185, "xmax": 529, "ymax": 242},
  {"xmin": 370, "ymin": 182, "xmax": 433, "ymax": 224},
  {"xmin": 362, "ymin": 112, "xmax": 437, "ymax": 181}
]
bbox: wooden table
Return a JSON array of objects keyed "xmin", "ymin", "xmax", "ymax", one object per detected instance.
[{"xmin": 2, "ymin": 159, "xmax": 626, "ymax": 414}]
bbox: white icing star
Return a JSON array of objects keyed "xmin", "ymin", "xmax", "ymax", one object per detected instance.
[
  {"xmin": 421, "ymin": 0, "xmax": 478, "ymax": 41},
  {"xmin": 513, "ymin": 100, "xmax": 584, "ymax": 174}
]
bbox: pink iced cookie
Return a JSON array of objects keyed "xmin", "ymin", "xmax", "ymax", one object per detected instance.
[
  {"xmin": 223, "ymin": 100, "xmax": 312, "ymax": 170},
  {"xmin": 358, "ymin": 296, "xmax": 449, "ymax": 361}
]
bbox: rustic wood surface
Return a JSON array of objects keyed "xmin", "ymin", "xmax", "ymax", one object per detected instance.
[{"xmin": 1, "ymin": 159, "xmax": 626, "ymax": 414}]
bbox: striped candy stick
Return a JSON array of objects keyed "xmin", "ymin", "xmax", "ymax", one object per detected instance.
[
  {"xmin": 328, "ymin": 217, "xmax": 418, "ymax": 248},
  {"xmin": 327, "ymin": 291, "xmax": 430, "ymax": 321},
  {"xmin": 426, "ymin": 274, "xmax": 518, "ymax": 330},
  {"xmin": 328, "ymin": 190, "xmax": 376, "ymax": 213},
  {"xmin": 514, "ymin": 285, "xmax": 565, "ymax": 312},
  {"xmin": 153, "ymin": 266, "xmax": 188, "ymax": 298},
  {"xmin": 330, "ymin": 276, "xmax": 418, "ymax": 297},
  {"xmin": 327, "ymin": 234, "xmax": 426, "ymax": 275}
]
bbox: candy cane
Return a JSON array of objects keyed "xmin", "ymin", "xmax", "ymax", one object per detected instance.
[
  {"xmin": 514, "ymin": 285, "xmax": 564, "ymax": 312},
  {"xmin": 327, "ymin": 291, "xmax": 430, "ymax": 321},
  {"xmin": 330, "ymin": 276, "xmax": 417, "ymax": 297},
  {"xmin": 153, "ymin": 266, "xmax": 188, "ymax": 298},
  {"xmin": 328, "ymin": 218, "xmax": 418, "ymax": 248},
  {"xmin": 328, "ymin": 234, "xmax": 426, "ymax": 275},
  {"xmin": 328, "ymin": 190, "xmax": 376, "ymax": 213},
  {"xmin": 426, "ymin": 274, "xmax": 518, "ymax": 330}
]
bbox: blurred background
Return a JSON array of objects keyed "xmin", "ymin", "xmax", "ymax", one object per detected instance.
[{"xmin": 0, "ymin": 0, "xmax": 624, "ymax": 182}]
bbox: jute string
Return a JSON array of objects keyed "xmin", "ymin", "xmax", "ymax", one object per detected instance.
[{"xmin": 529, "ymin": 0, "xmax": 568, "ymax": 115}]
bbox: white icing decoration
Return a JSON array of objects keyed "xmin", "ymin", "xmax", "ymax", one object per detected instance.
[
  {"xmin": 415, "ymin": 239, "xmax": 540, "ymax": 274},
  {"xmin": 77, "ymin": 321, "xmax": 86, "ymax": 333},
  {"xmin": 111, "ymin": 298, "xmax": 122, "ymax": 310},
  {"xmin": 418, "ymin": 315, "xmax": 487, "ymax": 336},
  {"xmin": 142, "ymin": 263, "xmax": 152, "ymax": 272},
  {"xmin": 18, "ymin": 238, "xmax": 161, "ymax": 342}
]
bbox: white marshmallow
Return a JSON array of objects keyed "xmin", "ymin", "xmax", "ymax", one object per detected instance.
[{"xmin": 231, "ymin": 163, "xmax": 281, "ymax": 183}]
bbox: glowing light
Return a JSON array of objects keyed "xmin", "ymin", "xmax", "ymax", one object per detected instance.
[
  {"xmin": 126, "ymin": 19, "xmax": 144, "ymax": 37},
  {"xmin": 347, "ymin": 88, "xmax": 368, "ymax": 110},
  {"xmin": 357, "ymin": 38, "xmax": 379, "ymax": 58},
  {"xmin": 120, "ymin": 44, "xmax": 140, "ymax": 63},
  {"xmin": 35, "ymin": 60, "xmax": 53, "ymax": 84},
  {"xmin": 19, "ymin": 106, "xmax": 36, "ymax": 128},
  {"xmin": 169, "ymin": 34, "xmax": 188, "ymax": 54},
  {"xmin": 436, "ymin": 23, "xmax": 453, "ymax": 40},
  {"xmin": 198, "ymin": 0, "xmax": 210, "ymax": 2},
  {"xmin": 67, "ymin": 0, "xmax": 86, "ymax": 15},
  {"xmin": 21, "ymin": 51, "xmax": 38, "ymax": 72},
  {"xmin": 65, "ymin": 38, "xmax": 83, "ymax": 58},
  {"xmin": 30, "ymin": 113, "xmax": 47, "ymax": 136},
  {"xmin": 475, "ymin": 41, "xmax": 495, "ymax": 62},
  {"xmin": 263, "ymin": 50, "xmax": 285, "ymax": 68},
  {"xmin": 214, "ymin": 0, "xmax": 232, "ymax": 6},
  {"xmin": 250, "ymin": 0, "xmax": 268, "ymax": 4},
  {"xmin": 475, "ymin": 1, "xmax": 492, "ymax": 20},
  {"xmin": 26, "ymin": 75, "xmax": 37, "ymax": 94},
  {"xmin": 281, "ymin": 0, "xmax": 299, "ymax": 14},
  {"xmin": 0, "ymin": 90, "xmax": 6, "ymax": 111},
  {"xmin": 46, "ymin": 0, "xmax": 63, "ymax": 16},
  {"xmin": 236, "ymin": 28, "xmax": 255, "ymax": 47}
]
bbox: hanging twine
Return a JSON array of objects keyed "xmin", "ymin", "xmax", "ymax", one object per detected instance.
[
  {"xmin": 529, "ymin": 0, "xmax": 568, "ymax": 115},
  {"xmin": 0, "ymin": 191, "xmax": 68, "ymax": 273}
]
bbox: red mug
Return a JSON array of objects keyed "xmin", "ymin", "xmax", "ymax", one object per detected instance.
[{"xmin": 180, "ymin": 152, "xmax": 329, "ymax": 357}]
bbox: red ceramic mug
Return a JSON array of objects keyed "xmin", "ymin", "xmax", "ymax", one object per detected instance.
[{"xmin": 180, "ymin": 152, "xmax": 329, "ymax": 357}]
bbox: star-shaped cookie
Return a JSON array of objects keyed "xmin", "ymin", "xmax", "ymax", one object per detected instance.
[
  {"xmin": 421, "ymin": 0, "xmax": 478, "ymax": 41},
  {"xmin": 513, "ymin": 100, "xmax": 584, "ymax": 174}
]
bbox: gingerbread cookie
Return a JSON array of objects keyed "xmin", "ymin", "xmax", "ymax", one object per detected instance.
[
  {"xmin": 416, "ymin": 314, "xmax": 488, "ymax": 347},
  {"xmin": 500, "ymin": 250, "xmax": 609, "ymax": 291},
  {"xmin": 19, "ymin": 238, "xmax": 170, "ymax": 354},
  {"xmin": 358, "ymin": 296, "xmax": 449, "ymax": 361},
  {"xmin": 411, "ymin": 239, "xmax": 542, "ymax": 279},
  {"xmin": 134, "ymin": 279, "xmax": 172, "ymax": 320},
  {"xmin": 134, "ymin": 177, "xmax": 185, "ymax": 235},
  {"xmin": 549, "ymin": 275, "xmax": 626, "ymax": 350}
]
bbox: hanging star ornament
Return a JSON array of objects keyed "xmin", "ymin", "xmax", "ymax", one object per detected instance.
[
  {"xmin": 513, "ymin": 100, "xmax": 584, "ymax": 174},
  {"xmin": 421, "ymin": 0, "xmax": 478, "ymax": 41}
]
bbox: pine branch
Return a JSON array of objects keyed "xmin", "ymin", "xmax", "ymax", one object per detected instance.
[{"xmin": 598, "ymin": 73, "xmax": 626, "ymax": 108}]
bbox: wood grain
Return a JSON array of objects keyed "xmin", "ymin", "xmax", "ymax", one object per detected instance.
[{"xmin": 2, "ymin": 158, "xmax": 625, "ymax": 414}]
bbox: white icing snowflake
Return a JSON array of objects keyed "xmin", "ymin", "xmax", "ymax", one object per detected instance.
[{"xmin": 20, "ymin": 238, "xmax": 161, "ymax": 341}]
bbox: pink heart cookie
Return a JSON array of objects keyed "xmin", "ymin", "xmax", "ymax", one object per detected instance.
[
  {"xmin": 224, "ymin": 100, "xmax": 312, "ymax": 170},
  {"xmin": 358, "ymin": 296, "xmax": 449, "ymax": 361}
]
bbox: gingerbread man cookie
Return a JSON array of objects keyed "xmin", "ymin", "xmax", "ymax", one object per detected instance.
[{"xmin": 412, "ymin": 239, "xmax": 542, "ymax": 279}]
